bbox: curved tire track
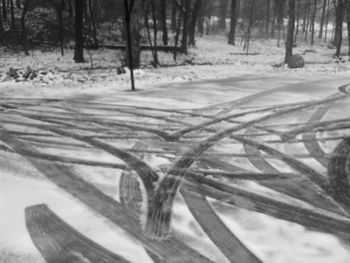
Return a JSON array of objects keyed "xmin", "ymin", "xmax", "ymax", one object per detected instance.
[{"xmin": 25, "ymin": 204, "xmax": 132, "ymax": 263}]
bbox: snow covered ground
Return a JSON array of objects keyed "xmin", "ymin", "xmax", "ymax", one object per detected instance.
[{"xmin": 1, "ymin": 37, "xmax": 350, "ymax": 263}]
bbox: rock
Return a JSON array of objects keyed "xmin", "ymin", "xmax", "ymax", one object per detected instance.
[
  {"xmin": 8, "ymin": 67, "xmax": 19, "ymax": 78},
  {"xmin": 287, "ymin": 54, "xmax": 305, "ymax": 69},
  {"xmin": 1, "ymin": 74, "xmax": 13, "ymax": 82},
  {"xmin": 29, "ymin": 72, "xmax": 37, "ymax": 80},
  {"xmin": 23, "ymin": 66, "xmax": 33, "ymax": 79},
  {"xmin": 117, "ymin": 67, "xmax": 126, "ymax": 75}
]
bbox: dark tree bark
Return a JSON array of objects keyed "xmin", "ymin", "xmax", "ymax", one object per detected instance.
[
  {"xmin": 271, "ymin": 0, "xmax": 277, "ymax": 36},
  {"xmin": 124, "ymin": 0, "xmax": 146, "ymax": 69},
  {"xmin": 15, "ymin": 0, "xmax": 20, "ymax": 8},
  {"xmin": 228, "ymin": 0, "xmax": 238, "ymax": 45},
  {"xmin": 218, "ymin": 0, "xmax": 228, "ymax": 30},
  {"xmin": 173, "ymin": 0, "xmax": 183, "ymax": 60},
  {"xmin": 324, "ymin": 0, "xmax": 330, "ymax": 42},
  {"xmin": 295, "ymin": 0, "xmax": 301, "ymax": 41},
  {"xmin": 205, "ymin": 0, "xmax": 212, "ymax": 35},
  {"xmin": 310, "ymin": 0, "xmax": 317, "ymax": 45},
  {"xmin": 181, "ymin": 0, "xmax": 191, "ymax": 53},
  {"xmin": 58, "ymin": 0, "xmax": 65, "ymax": 55},
  {"xmin": 244, "ymin": 0, "xmax": 256, "ymax": 53},
  {"xmin": 265, "ymin": 0, "xmax": 271, "ymax": 34},
  {"xmin": 10, "ymin": 0, "xmax": 15, "ymax": 32},
  {"xmin": 334, "ymin": 0, "xmax": 345, "ymax": 57},
  {"xmin": 2, "ymin": 0, "xmax": 7, "ymax": 20},
  {"xmin": 147, "ymin": 0, "xmax": 159, "ymax": 66},
  {"xmin": 304, "ymin": 0, "xmax": 311, "ymax": 42},
  {"xmin": 21, "ymin": 0, "xmax": 30, "ymax": 55},
  {"xmin": 276, "ymin": 0, "xmax": 285, "ymax": 47},
  {"xmin": 188, "ymin": 0, "xmax": 202, "ymax": 46},
  {"xmin": 74, "ymin": 0, "xmax": 85, "ymax": 62},
  {"xmin": 285, "ymin": 0, "xmax": 295, "ymax": 62},
  {"xmin": 67, "ymin": 0, "xmax": 73, "ymax": 20},
  {"xmin": 318, "ymin": 0, "xmax": 327, "ymax": 38},
  {"xmin": 88, "ymin": 0, "xmax": 98, "ymax": 46},
  {"xmin": 197, "ymin": 0, "xmax": 206, "ymax": 37},
  {"xmin": 0, "ymin": 0, "xmax": 4, "ymax": 35},
  {"xmin": 346, "ymin": 0, "xmax": 350, "ymax": 59},
  {"xmin": 160, "ymin": 0, "xmax": 168, "ymax": 45},
  {"xmin": 171, "ymin": 0, "xmax": 177, "ymax": 32}
]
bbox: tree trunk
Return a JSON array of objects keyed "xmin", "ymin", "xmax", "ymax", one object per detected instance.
[
  {"xmin": 68, "ymin": 0, "xmax": 73, "ymax": 20},
  {"xmin": 295, "ymin": 0, "xmax": 301, "ymax": 41},
  {"xmin": 88, "ymin": 0, "xmax": 98, "ymax": 46},
  {"xmin": 58, "ymin": 0, "xmax": 65, "ymax": 56},
  {"xmin": 197, "ymin": 0, "xmax": 207, "ymax": 37},
  {"xmin": 218, "ymin": 0, "xmax": 228, "ymax": 30},
  {"xmin": 188, "ymin": 0, "xmax": 202, "ymax": 46},
  {"xmin": 74, "ymin": 0, "xmax": 84, "ymax": 63},
  {"xmin": 160, "ymin": 0, "xmax": 168, "ymax": 45},
  {"xmin": 2, "ymin": 0, "xmax": 7, "ymax": 20},
  {"xmin": 244, "ymin": 0, "xmax": 256, "ymax": 53},
  {"xmin": 150, "ymin": 0, "xmax": 159, "ymax": 65},
  {"xmin": 276, "ymin": 0, "xmax": 284, "ymax": 47},
  {"xmin": 271, "ymin": 0, "xmax": 277, "ymax": 36},
  {"xmin": 324, "ymin": 0, "xmax": 330, "ymax": 42},
  {"xmin": 310, "ymin": 0, "xmax": 317, "ymax": 45},
  {"xmin": 0, "ymin": 0, "xmax": 4, "ymax": 35},
  {"xmin": 181, "ymin": 0, "xmax": 191, "ymax": 53},
  {"xmin": 346, "ymin": 0, "xmax": 350, "ymax": 59},
  {"xmin": 171, "ymin": 0, "xmax": 176, "ymax": 32},
  {"xmin": 318, "ymin": 0, "xmax": 327, "ymax": 38},
  {"xmin": 334, "ymin": 0, "xmax": 345, "ymax": 57},
  {"xmin": 285, "ymin": 0, "xmax": 295, "ymax": 62},
  {"xmin": 125, "ymin": 0, "xmax": 145, "ymax": 69},
  {"xmin": 265, "ymin": 0, "xmax": 271, "ymax": 34},
  {"xmin": 21, "ymin": 0, "xmax": 29, "ymax": 55},
  {"xmin": 10, "ymin": 0, "xmax": 15, "ymax": 32},
  {"xmin": 228, "ymin": 0, "xmax": 238, "ymax": 45},
  {"xmin": 304, "ymin": 0, "xmax": 311, "ymax": 42},
  {"xmin": 174, "ymin": 0, "xmax": 183, "ymax": 60}
]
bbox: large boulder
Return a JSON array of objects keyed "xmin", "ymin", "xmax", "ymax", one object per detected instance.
[{"xmin": 287, "ymin": 54, "xmax": 305, "ymax": 69}]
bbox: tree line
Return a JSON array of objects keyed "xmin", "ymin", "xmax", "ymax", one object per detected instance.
[{"xmin": 0, "ymin": 0, "xmax": 349, "ymax": 67}]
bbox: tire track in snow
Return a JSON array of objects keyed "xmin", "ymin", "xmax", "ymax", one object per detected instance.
[
  {"xmin": 0, "ymin": 127, "xmax": 213, "ymax": 263},
  {"xmin": 145, "ymin": 94, "xmax": 346, "ymax": 238},
  {"xmin": 25, "ymin": 204, "xmax": 132, "ymax": 263}
]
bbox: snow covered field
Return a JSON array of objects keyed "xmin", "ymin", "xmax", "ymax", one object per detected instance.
[{"xmin": 1, "ymin": 37, "xmax": 350, "ymax": 263}]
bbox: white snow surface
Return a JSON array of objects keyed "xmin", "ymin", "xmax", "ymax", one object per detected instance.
[{"xmin": 1, "ymin": 37, "xmax": 350, "ymax": 263}]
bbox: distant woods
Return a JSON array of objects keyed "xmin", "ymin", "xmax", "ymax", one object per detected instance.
[{"xmin": 0, "ymin": 0, "xmax": 349, "ymax": 67}]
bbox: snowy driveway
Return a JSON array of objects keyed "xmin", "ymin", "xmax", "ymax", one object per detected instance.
[{"xmin": 1, "ymin": 75, "xmax": 350, "ymax": 263}]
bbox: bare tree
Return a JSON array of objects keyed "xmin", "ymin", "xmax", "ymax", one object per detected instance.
[
  {"xmin": 324, "ymin": 0, "xmax": 330, "ymax": 42},
  {"xmin": 228, "ymin": 0, "xmax": 238, "ymax": 45},
  {"xmin": 318, "ymin": 0, "xmax": 327, "ymax": 38},
  {"xmin": 265, "ymin": 0, "xmax": 271, "ymax": 34},
  {"xmin": 285, "ymin": 0, "xmax": 295, "ymax": 62},
  {"xmin": 295, "ymin": 0, "xmax": 301, "ymax": 41},
  {"xmin": 74, "ymin": 0, "xmax": 85, "ymax": 62},
  {"xmin": 310, "ymin": 0, "xmax": 317, "ymax": 45},
  {"xmin": 0, "ymin": 0, "xmax": 4, "ymax": 35},
  {"xmin": 20, "ymin": 0, "xmax": 30, "ymax": 55},
  {"xmin": 244, "ymin": 0, "xmax": 256, "ymax": 53},
  {"xmin": 188, "ymin": 0, "xmax": 203, "ymax": 46},
  {"xmin": 160, "ymin": 0, "xmax": 168, "ymax": 45},
  {"xmin": 181, "ymin": 0, "xmax": 191, "ymax": 53},
  {"xmin": 218, "ymin": 0, "xmax": 228, "ymax": 30},
  {"xmin": 2, "ymin": 0, "xmax": 7, "ymax": 20},
  {"xmin": 145, "ymin": 0, "xmax": 159, "ymax": 66},
  {"xmin": 334, "ymin": 0, "xmax": 345, "ymax": 57},
  {"xmin": 10, "ymin": 0, "xmax": 15, "ymax": 32},
  {"xmin": 346, "ymin": 0, "xmax": 350, "ymax": 59}
]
